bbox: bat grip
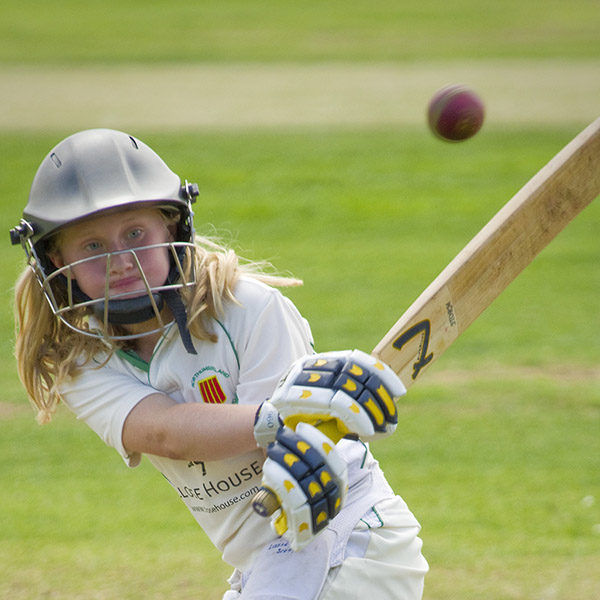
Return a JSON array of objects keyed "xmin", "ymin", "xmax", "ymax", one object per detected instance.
[{"xmin": 252, "ymin": 487, "xmax": 280, "ymax": 517}]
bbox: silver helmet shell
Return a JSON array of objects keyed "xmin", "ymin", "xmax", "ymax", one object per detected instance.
[{"xmin": 12, "ymin": 128, "xmax": 197, "ymax": 247}]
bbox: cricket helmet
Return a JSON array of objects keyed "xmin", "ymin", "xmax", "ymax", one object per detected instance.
[{"xmin": 10, "ymin": 129, "xmax": 200, "ymax": 352}]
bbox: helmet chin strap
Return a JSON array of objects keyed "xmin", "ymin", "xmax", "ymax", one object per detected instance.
[
  {"xmin": 91, "ymin": 291, "xmax": 197, "ymax": 354},
  {"xmin": 161, "ymin": 289, "xmax": 197, "ymax": 355},
  {"xmin": 93, "ymin": 294, "xmax": 165, "ymax": 325}
]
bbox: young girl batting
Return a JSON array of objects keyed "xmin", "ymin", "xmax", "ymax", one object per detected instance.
[{"xmin": 11, "ymin": 129, "xmax": 428, "ymax": 599}]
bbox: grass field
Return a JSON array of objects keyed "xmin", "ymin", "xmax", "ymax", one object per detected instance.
[
  {"xmin": 1, "ymin": 2, "xmax": 599, "ymax": 599},
  {"xmin": 2, "ymin": 0, "xmax": 599, "ymax": 63}
]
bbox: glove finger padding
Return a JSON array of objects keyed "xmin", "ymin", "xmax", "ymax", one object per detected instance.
[
  {"xmin": 256, "ymin": 422, "xmax": 348, "ymax": 552},
  {"xmin": 270, "ymin": 349, "xmax": 406, "ymax": 442}
]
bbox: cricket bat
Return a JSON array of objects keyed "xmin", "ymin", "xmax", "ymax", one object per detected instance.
[
  {"xmin": 253, "ymin": 116, "xmax": 600, "ymax": 518},
  {"xmin": 373, "ymin": 116, "xmax": 600, "ymax": 387}
]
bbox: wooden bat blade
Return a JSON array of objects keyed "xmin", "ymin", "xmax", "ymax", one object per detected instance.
[
  {"xmin": 373, "ymin": 117, "xmax": 600, "ymax": 388},
  {"xmin": 251, "ymin": 119, "xmax": 600, "ymax": 521}
]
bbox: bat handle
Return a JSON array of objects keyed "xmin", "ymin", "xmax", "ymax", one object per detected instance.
[{"xmin": 252, "ymin": 487, "xmax": 280, "ymax": 517}]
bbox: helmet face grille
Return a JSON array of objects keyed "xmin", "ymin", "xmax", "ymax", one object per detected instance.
[{"xmin": 33, "ymin": 241, "xmax": 197, "ymax": 342}]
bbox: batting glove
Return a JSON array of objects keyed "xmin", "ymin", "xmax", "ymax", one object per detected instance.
[
  {"xmin": 268, "ymin": 349, "xmax": 405, "ymax": 442},
  {"xmin": 252, "ymin": 422, "xmax": 348, "ymax": 551}
]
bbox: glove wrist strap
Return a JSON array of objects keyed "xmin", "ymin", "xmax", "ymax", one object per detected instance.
[{"xmin": 253, "ymin": 402, "xmax": 283, "ymax": 448}]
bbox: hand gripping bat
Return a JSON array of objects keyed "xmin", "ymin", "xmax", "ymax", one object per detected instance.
[{"xmin": 252, "ymin": 116, "xmax": 600, "ymax": 517}]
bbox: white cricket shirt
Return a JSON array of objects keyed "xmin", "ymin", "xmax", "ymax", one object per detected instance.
[{"xmin": 59, "ymin": 277, "xmax": 406, "ymax": 571}]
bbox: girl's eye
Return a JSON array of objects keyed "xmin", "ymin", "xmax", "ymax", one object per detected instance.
[
  {"xmin": 127, "ymin": 228, "xmax": 143, "ymax": 241},
  {"xmin": 85, "ymin": 241, "xmax": 103, "ymax": 252}
]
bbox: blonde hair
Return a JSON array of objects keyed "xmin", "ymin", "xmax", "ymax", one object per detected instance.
[{"xmin": 14, "ymin": 235, "xmax": 301, "ymax": 424}]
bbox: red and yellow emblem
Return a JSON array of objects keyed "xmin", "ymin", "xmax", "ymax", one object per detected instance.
[{"xmin": 198, "ymin": 375, "xmax": 226, "ymax": 404}]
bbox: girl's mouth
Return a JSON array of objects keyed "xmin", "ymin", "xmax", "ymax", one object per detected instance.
[{"xmin": 109, "ymin": 277, "xmax": 145, "ymax": 295}]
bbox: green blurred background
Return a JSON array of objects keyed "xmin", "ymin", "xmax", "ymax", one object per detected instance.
[{"xmin": 1, "ymin": 2, "xmax": 598, "ymax": 599}]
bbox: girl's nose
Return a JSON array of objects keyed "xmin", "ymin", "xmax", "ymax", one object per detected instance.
[{"xmin": 108, "ymin": 249, "xmax": 136, "ymax": 274}]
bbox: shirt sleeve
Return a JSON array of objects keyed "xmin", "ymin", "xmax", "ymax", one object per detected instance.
[
  {"xmin": 59, "ymin": 361, "xmax": 157, "ymax": 467},
  {"xmin": 231, "ymin": 280, "xmax": 315, "ymax": 406}
]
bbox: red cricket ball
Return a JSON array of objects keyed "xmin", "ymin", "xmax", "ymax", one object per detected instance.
[{"xmin": 427, "ymin": 85, "xmax": 485, "ymax": 142}]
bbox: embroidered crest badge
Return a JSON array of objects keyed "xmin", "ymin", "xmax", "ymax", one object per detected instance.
[{"xmin": 198, "ymin": 375, "xmax": 227, "ymax": 404}]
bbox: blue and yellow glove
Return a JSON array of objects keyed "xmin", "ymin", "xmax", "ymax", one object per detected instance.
[
  {"xmin": 268, "ymin": 349, "xmax": 405, "ymax": 443},
  {"xmin": 253, "ymin": 404, "xmax": 348, "ymax": 551}
]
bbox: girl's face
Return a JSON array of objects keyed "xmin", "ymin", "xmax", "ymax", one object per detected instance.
[{"xmin": 51, "ymin": 206, "xmax": 175, "ymax": 301}]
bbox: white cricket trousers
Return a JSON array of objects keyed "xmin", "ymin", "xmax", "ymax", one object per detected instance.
[{"xmin": 223, "ymin": 496, "xmax": 428, "ymax": 600}]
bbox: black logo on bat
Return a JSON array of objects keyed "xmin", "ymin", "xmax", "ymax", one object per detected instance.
[{"xmin": 392, "ymin": 320, "xmax": 434, "ymax": 380}]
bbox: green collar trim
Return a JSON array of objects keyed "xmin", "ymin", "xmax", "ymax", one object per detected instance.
[
  {"xmin": 214, "ymin": 318, "xmax": 240, "ymax": 369},
  {"xmin": 116, "ymin": 348, "xmax": 150, "ymax": 372},
  {"xmin": 115, "ymin": 323, "xmax": 176, "ymax": 372}
]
